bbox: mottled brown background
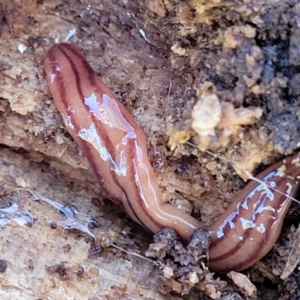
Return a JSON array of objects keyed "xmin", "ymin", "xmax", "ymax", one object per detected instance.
[{"xmin": 1, "ymin": 0, "xmax": 300, "ymax": 299}]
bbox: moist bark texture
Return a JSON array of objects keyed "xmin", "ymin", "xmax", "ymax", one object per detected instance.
[{"xmin": 0, "ymin": 0, "xmax": 300, "ymax": 299}]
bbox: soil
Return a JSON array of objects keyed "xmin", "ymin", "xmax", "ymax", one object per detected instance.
[{"xmin": 0, "ymin": 0, "xmax": 300, "ymax": 299}]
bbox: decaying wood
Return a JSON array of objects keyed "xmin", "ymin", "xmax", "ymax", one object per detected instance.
[{"xmin": 1, "ymin": 0, "xmax": 300, "ymax": 299}]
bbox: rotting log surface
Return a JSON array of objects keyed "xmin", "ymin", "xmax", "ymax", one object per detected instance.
[{"xmin": 1, "ymin": 0, "xmax": 300, "ymax": 299}]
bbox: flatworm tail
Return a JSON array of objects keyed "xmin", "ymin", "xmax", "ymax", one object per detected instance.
[{"xmin": 44, "ymin": 43, "xmax": 201, "ymax": 239}]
